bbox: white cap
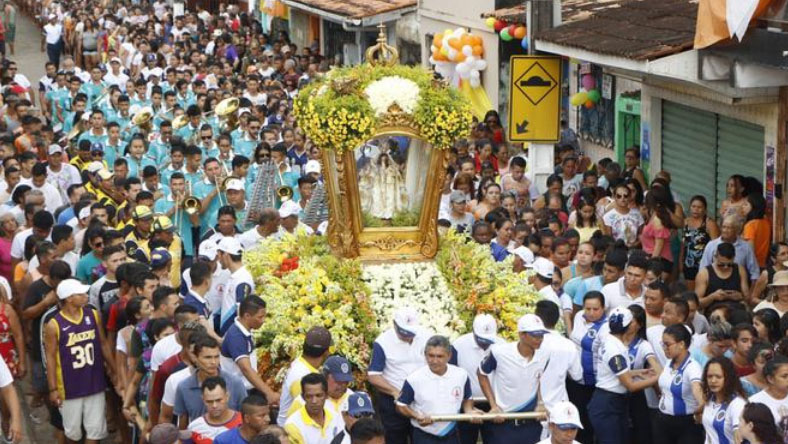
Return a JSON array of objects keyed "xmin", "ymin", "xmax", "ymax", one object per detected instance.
[
  {"xmin": 198, "ymin": 240, "xmax": 218, "ymax": 261},
  {"xmin": 238, "ymin": 107, "xmax": 251, "ymax": 116},
  {"xmin": 217, "ymin": 236, "xmax": 242, "ymax": 255},
  {"xmin": 48, "ymin": 144, "xmax": 63, "ymax": 155},
  {"xmin": 512, "ymin": 246, "xmax": 534, "ymax": 267},
  {"xmin": 110, "ymin": 57, "xmax": 122, "ymax": 64},
  {"xmin": 86, "ymin": 161, "xmax": 104, "ymax": 174},
  {"xmin": 57, "ymin": 279, "xmax": 90, "ymax": 300},
  {"xmin": 517, "ymin": 314, "xmax": 548, "ymax": 335},
  {"xmin": 529, "ymin": 257, "xmax": 554, "ymax": 279},
  {"xmin": 212, "ymin": 29, "xmax": 222, "ymax": 38},
  {"xmin": 278, "ymin": 200, "xmax": 301, "ymax": 218},
  {"xmin": 78, "ymin": 206, "xmax": 91, "ymax": 220},
  {"xmin": 225, "ymin": 178, "xmax": 244, "ymax": 191},
  {"xmin": 393, "ymin": 306, "xmax": 420, "ymax": 336},
  {"xmin": 549, "ymin": 401, "xmax": 583, "ymax": 430},
  {"xmin": 472, "ymin": 314, "xmax": 498, "ymax": 344},
  {"xmin": 609, "ymin": 306, "xmax": 633, "ymax": 329},
  {"xmin": 304, "ymin": 160, "xmax": 321, "ymax": 175},
  {"xmin": 48, "ymin": 13, "xmax": 56, "ymax": 19}
]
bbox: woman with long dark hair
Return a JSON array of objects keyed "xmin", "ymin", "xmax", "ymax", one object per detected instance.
[
  {"xmin": 750, "ymin": 243, "xmax": 788, "ymax": 305},
  {"xmin": 701, "ymin": 357, "xmax": 748, "ymax": 444},
  {"xmin": 740, "ymin": 402, "xmax": 785, "ymax": 444},
  {"xmin": 742, "ymin": 192, "xmax": 772, "ymax": 269},
  {"xmin": 750, "ymin": 355, "xmax": 788, "ymax": 427},
  {"xmin": 681, "ymin": 195, "xmax": 719, "ymax": 290},
  {"xmin": 720, "ymin": 174, "xmax": 747, "ymax": 223},
  {"xmin": 641, "ymin": 186, "xmax": 676, "ymax": 277},
  {"xmin": 626, "ymin": 304, "xmax": 662, "ymax": 444}
]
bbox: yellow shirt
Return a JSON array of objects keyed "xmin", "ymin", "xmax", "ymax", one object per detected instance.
[
  {"xmin": 286, "ymin": 389, "xmax": 352, "ymax": 419},
  {"xmin": 283, "ymin": 406, "xmax": 344, "ymax": 444}
]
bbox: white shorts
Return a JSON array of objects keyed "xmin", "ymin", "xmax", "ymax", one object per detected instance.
[{"xmin": 60, "ymin": 391, "xmax": 108, "ymax": 441}]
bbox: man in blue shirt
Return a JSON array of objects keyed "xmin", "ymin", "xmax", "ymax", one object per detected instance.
[
  {"xmin": 471, "ymin": 221, "xmax": 508, "ymax": 262},
  {"xmin": 213, "ymin": 394, "xmax": 271, "ymax": 444}
]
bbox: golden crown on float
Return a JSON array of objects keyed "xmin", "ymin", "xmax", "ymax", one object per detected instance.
[{"xmin": 294, "ymin": 24, "xmax": 474, "ymax": 261}]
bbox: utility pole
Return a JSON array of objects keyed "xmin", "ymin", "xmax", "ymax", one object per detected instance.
[{"xmin": 526, "ymin": 0, "xmax": 558, "ymax": 191}]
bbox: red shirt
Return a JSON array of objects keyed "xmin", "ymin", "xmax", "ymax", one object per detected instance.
[{"xmin": 151, "ymin": 352, "xmax": 184, "ymax": 403}]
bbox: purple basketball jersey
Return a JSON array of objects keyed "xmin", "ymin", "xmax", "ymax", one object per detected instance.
[{"xmin": 55, "ymin": 308, "xmax": 106, "ymax": 399}]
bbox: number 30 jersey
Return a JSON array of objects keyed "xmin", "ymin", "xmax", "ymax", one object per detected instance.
[{"xmin": 52, "ymin": 308, "xmax": 107, "ymax": 399}]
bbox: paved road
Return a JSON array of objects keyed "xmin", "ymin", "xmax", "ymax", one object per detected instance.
[{"xmin": 9, "ymin": 3, "xmax": 47, "ymax": 106}]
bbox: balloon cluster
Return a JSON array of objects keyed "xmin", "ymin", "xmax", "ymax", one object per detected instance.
[
  {"xmin": 484, "ymin": 17, "xmax": 528, "ymax": 51},
  {"xmin": 570, "ymin": 74, "xmax": 602, "ymax": 109},
  {"xmin": 429, "ymin": 28, "xmax": 488, "ymax": 88}
]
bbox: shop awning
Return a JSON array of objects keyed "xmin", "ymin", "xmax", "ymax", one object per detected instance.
[{"xmin": 281, "ymin": 0, "xmax": 417, "ymax": 26}]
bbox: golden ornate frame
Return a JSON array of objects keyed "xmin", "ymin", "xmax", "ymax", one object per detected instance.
[{"xmin": 321, "ymin": 126, "xmax": 449, "ymax": 261}]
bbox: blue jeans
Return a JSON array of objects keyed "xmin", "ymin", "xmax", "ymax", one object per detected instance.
[{"xmin": 46, "ymin": 41, "xmax": 61, "ymax": 67}]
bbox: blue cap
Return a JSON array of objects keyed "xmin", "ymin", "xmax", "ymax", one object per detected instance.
[
  {"xmin": 90, "ymin": 142, "xmax": 104, "ymax": 153},
  {"xmin": 323, "ymin": 356, "xmax": 353, "ymax": 383},
  {"xmin": 150, "ymin": 248, "xmax": 171, "ymax": 269},
  {"xmin": 346, "ymin": 392, "xmax": 374, "ymax": 417}
]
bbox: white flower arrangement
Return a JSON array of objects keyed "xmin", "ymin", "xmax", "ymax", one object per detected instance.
[
  {"xmin": 362, "ymin": 261, "xmax": 463, "ymax": 339},
  {"xmin": 363, "ymin": 76, "xmax": 421, "ymax": 117}
]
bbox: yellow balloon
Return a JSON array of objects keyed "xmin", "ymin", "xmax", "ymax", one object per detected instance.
[
  {"xmin": 440, "ymin": 46, "xmax": 449, "ymax": 56},
  {"xmin": 570, "ymin": 92, "xmax": 588, "ymax": 107},
  {"xmin": 485, "ymin": 17, "xmax": 496, "ymax": 29}
]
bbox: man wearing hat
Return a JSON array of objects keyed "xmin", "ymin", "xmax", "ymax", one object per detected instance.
[
  {"xmin": 224, "ymin": 178, "xmax": 248, "ymax": 226},
  {"xmin": 152, "ymin": 215, "xmax": 183, "ymax": 287},
  {"xmin": 536, "ymin": 401, "xmax": 583, "ymax": 444},
  {"xmin": 277, "ymin": 326, "xmax": 333, "ymax": 426},
  {"xmin": 216, "ymin": 236, "xmax": 254, "ymax": 335},
  {"xmin": 42, "ymin": 13, "xmax": 63, "ymax": 67},
  {"xmin": 529, "ymin": 257, "xmax": 561, "ymax": 308},
  {"xmin": 368, "ymin": 306, "xmax": 429, "ymax": 444},
  {"xmin": 450, "ymin": 314, "xmax": 502, "ymax": 443},
  {"xmin": 125, "ymin": 204, "xmax": 153, "ymax": 263},
  {"xmin": 756, "ymin": 269, "xmax": 788, "ymax": 314},
  {"xmin": 478, "ymin": 314, "xmax": 549, "ymax": 443},
  {"xmin": 103, "ymin": 57, "xmax": 130, "ymax": 92},
  {"xmin": 279, "ymin": 199, "xmax": 313, "ymax": 236},
  {"xmin": 43, "ymin": 279, "xmax": 116, "ymax": 443},
  {"xmin": 331, "ymin": 392, "xmax": 375, "ymax": 444},
  {"xmin": 46, "ymin": 143, "xmax": 81, "ymax": 204},
  {"xmin": 288, "ymin": 355, "xmax": 354, "ymax": 418},
  {"xmin": 304, "ymin": 160, "xmax": 322, "ymax": 183}
]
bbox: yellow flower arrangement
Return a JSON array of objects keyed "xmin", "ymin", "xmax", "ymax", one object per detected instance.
[{"xmin": 294, "ymin": 64, "xmax": 472, "ymax": 154}]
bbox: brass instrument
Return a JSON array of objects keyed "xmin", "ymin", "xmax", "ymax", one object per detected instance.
[
  {"xmin": 182, "ymin": 196, "xmax": 202, "ymax": 215},
  {"xmin": 216, "ymin": 97, "xmax": 239, "ymax": 132},
  {"xmin": 65, "ymin": 117, "xmax": 87, "ymax": 141},
  {"xmin": 131, "ymin": 107, "xmax": 154, "ymax": 135},
  {"xmin": 276, "ymin": 186, "xmax": 293, "ymax": 202},
  {"xmin": 92, "ymin": 87, "xmax": 109, "ymax": 107},
  {"xmin": 172, "ymin": 114, "xmax": 189, "ymax": 130}
]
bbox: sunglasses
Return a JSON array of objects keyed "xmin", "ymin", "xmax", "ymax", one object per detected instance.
[
  {"xmin": 202, "ymin": 136, "xmax": 213, "ymax": 140},
  {"xmin": 717, "ymin": 262, "xmax": 734, "ymax": 268},
  {"xmin": 615, "ymin": 193, "xmax": 629, "ymax": 199}
]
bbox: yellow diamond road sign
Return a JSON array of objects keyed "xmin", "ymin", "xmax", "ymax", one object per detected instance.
[{"xmin": 508, "ymin": 55, "xmax": 562, "ymax": 143}]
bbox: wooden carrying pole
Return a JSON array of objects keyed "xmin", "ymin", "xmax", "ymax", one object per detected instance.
[{"xmin": 429, "ymin": 412, "xmax": 547, "ymax": 422}]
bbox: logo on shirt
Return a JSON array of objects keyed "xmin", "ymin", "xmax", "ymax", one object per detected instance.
[
  {"xmin": 715, "ymin": 409, "xmax": 726, "ymax": 422},
  {"xmin": 451, "ymin": 386, "xmax": 461, "ymax": 401},
  {"xmin": 586, "ymin": 329, "xmax": 597, "ymax": 339},
  {"xmin": 672, "ymin": 374, "xmax": 682, "ymax": 386}
]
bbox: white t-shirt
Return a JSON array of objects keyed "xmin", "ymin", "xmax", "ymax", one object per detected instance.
[
  {"xmin": 44, "ymin": 23, "xmax": 63, "ymax": 45},
  {"xmin": 595, "ymin": 333, "xmax": 630, "ymax": 394},
  {"xmin": 150, "ymin": 334, "xmax": 182, "ymax": 372},
  {"xmin": 750, "ymin": 389, "xmax": 788, "ymax": 426},
  {"xmin": 162, "ymin": 366, "xmax": 192, "ymax": 407},
  {"xmin": 603, "ymin": 208, "xmax": 644, "ymax": 247},
  {"xmin": 702, "ymin": 396, "xmax": 746, "ymax": 444}
]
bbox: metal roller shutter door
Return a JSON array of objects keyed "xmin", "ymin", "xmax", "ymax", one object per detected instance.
[
  {"xmin": 661, "ymin": 102, "xmax": 718, "ymax": 210},
  {"xmin": 715, "ymin": 116, "xmax": 765, "ymax": 209}
]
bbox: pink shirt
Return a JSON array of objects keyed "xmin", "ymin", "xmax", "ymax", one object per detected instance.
[{"xmin": 640, "ymin": 221, "xmax": 672, "ymax": 262}]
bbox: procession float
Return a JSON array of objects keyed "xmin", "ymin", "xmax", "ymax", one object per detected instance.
[{"xmin": 247, "ymin": 26, "xmax": 540, "ymax": 384}]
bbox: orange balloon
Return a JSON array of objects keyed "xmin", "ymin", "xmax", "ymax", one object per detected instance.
[
  {"xmin": 455, "ymin": 52, "xmax": 466, "ymax": 62},
  {"xmin": 471, "ymin": 35, "xmax": 483, "ymax": 46},
  {"xmin": 584, "ymin": 100, "xmax": 595, "ymax": 109},
  {"xmin": 472, "ymin": 45, "xmax": 484, "ymax": 56},
  {"xmin": 513, "ymin": 26, "xmax": 526, "ymax": 40},
  {"xmin": 433, "ymin": 52, "xmax": 448, "ymax": 62},
  {"xmin": 448, "ymin": 37, "xmax": 463, "ymax": 50},
  {"xmin": 460, "ymin": 34, "xmax": 473, "ymax": 46},
  {"xmin": 433, "ymin": 34, "xmax": 443, "ymax": 47}
]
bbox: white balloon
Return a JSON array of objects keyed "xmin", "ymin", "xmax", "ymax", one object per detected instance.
[
  {"xmin": 453, "ymin": 28, "xmax": 465, "ymax": 38},
  {"xmin": 456, "ymin": 62, "xmax": 470, "ymax": 75},
  {"xmin": 470, "ymin": 70, "xmax": 480, "ymax": 80},
  {"xmin": 470, "ymin": 77, "xmax": 481, "ymax": 88},
  {"xmin": 429, "ymin": 56, "xmax": 436, "ymax": 65},
  {"xmin": 465, "ymin": 55, "xmax": 476, "ymax": 65},
  {"xmin": 473, "ymin": 59, "xmax": 487, "ymax": 71},
  {"xmin": 462, "ymin": 45, "xmax": 473, "ymax": 57},
  {"xmin": 447, "ymin": 48, "xmax": 458, "ymax": 61},
  {"xmin": 431, "ymin": 45, "xmax": 437, "ymax": 54}
]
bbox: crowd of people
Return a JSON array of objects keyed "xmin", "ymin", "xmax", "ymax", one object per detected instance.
[{"xmin": 0, "ymin": 0, "xmax": 778, "ymax": 444}]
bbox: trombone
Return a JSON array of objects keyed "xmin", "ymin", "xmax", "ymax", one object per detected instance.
[
  {"xmin": 174, "ymin": 181, "xmax": 201, "ymax": 228},
  {"xmin": 215, "ymin": 161, "xmax": 232, "ymax": 207}
]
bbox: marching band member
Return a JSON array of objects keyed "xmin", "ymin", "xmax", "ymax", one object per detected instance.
[
  {"xmin": 103, "ymin": 122, "xmax": 124, "ymax": 171},
  {"xmin": 77, "ymin": 110, "xmax": 109, "ymax": 147},
  {"xmin": 147, "ymin": 120, "xmax": 174, "ymax": 165},
  {"xmin": 79, "ymin": 67, "xmax": 106, "ymax": 107},
  {"xmin": 125, "ymin": 134, "xmax": 156, "ymax": 179},
  {"xmin": 234, "ymin": 116, "xmax": 261, "ymax": 158},
  {"xmin": 194, "ymin": 157, "xmax": 225, "ymax": 233},
  {"xmin": 154, "ymin": 172, "xmax": 198, "ymax": 260},
  {"xmin": 176, "ymin": 105, "xmax": 203, "ymax": 145},
  {"xmin": 141, "ymin": 166, "xmax": 169, "ymax": 203}
]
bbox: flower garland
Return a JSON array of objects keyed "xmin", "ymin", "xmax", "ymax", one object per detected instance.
[
  {"xmin": 363, "ymin": 262, "xmax": 464, "ymax": 338},
  {"xmin": 294, "ymin": 64, "xmax": 473, "ymax": 154},
  {"xmin": 246, "ymin": 231, "xmax": 540, "ymax": 386},
  {"xmin": 435, "ymin": 230, "xmax": 541, "ymax": 340}
]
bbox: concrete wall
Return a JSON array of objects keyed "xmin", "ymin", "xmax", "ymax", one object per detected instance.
[
  {"xmin": 418, "ymin": 0, "xmax": 501, "ymax": 109},
  {"xmin": 289, "ymin": 9, "xmax": 312, "ymax": 52}
]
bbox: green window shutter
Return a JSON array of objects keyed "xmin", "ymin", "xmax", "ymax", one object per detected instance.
[
  {"xmin": 661, "ymin": 102, "xmax": 718, "ymax": 211},
  {"xmin": 716, "ymin": 116, "xmax": 765, "ymax": 211}
]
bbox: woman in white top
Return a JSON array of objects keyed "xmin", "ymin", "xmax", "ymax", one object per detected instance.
[
  {"xmin": 625, "ymin": 305, "xmax": 662, "ymax": 444},
  {"xmin": 739, "ymin": 402, "xmax": 785, "ymax": 444},
  {"xmin": 701, "ymin": 357, "xmax": 747, "ymax": 444},
  {"xmin": 749, "ymin": 355, "xmax": 788, "ymax": 427},
  {"xmin": 654, "ymin": 323, "xmax": 705, "ymax": 444},
  {"xmin": 587, "ymin": 307, "xmax": 657, "ymax": 444}
]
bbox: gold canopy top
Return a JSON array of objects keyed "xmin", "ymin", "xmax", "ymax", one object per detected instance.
[{"xmin": 365, "ymin": 24, "xmax": 399, "ymax": 67}]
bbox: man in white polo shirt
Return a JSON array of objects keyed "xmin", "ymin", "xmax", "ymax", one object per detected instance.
[
  {"xmin": 478, "ymin": 314, "xmax": 549, "ymax": 444},
  {"xmin": 216, "ymin": 236, "xmax": 254, "ymax": 335},
  {"xmin": 396, "ymin": 335, "xmax": 479, "ymax": 443},
  {"xmin": 602, "ymin": 253, "xmax": 648, "ymax": 312},
  {"xmin": 536, "ymin": 401, "xmax": 583, "ymax": 444},
  {"xmin": 534, "ymin": 300, "xmax": 582, "ymax": 410},
  {"xmin": 450, "ymin": 314, "xmax": 501, "ymax": 444},
  {"xmin": 368, "ymin": 307, "xmax": 429, "ymax": 444}
]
